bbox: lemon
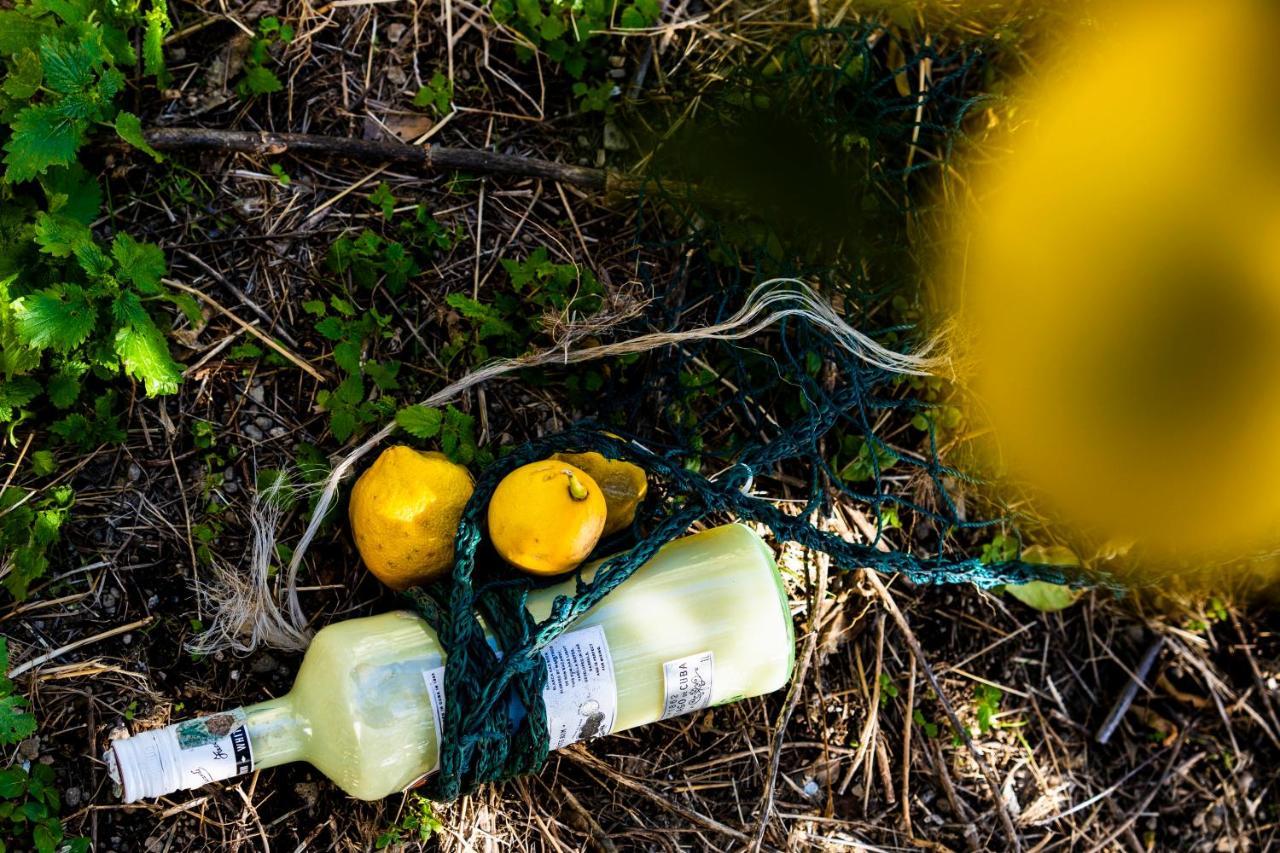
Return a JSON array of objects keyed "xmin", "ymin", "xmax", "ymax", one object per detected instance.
[
  {"xmin": 348, "ymin": 446, "xmax": 474, "ymax": 590},
  {"xmin": 1006, "ymin": 545, "xmax": 1084, "ymax": 613},
  {"xmin": 488, "ymin": 460, "xmax": 607, "ymax": 575},
  {"xmin": 552, "ymin": 451, "xmax": 647, "ymax": 537}
]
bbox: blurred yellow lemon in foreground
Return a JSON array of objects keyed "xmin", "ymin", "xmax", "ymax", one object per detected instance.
[
  {"xmin": 349, "ymin": 447, "xmax": 474, "ymax": 589},
  {"xmin": 489, "ymin": 460, "xmax": 607, "ymax": 575},
  {"xmin": 949, "ymin": 0, "xmax": 1280, "ymax": 557}
]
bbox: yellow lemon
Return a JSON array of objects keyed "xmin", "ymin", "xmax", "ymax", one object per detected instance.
[
  {"xmin": 551, "ymin": 451, "xmax": 647, "ymax": 537},
  {"xmin": 488, "ymin": 460, "xmax": 607, "ymax": 575},
  {"xmin": 348, "ymin": 446, "xmax": 474, "ymax": 590}
]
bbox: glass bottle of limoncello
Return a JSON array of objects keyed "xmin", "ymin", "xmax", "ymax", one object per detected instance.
[{"xmin": 108, "ymin": 524, "xmax": 795, "ymax": 801}]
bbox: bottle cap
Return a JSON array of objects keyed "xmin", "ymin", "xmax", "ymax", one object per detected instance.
[
  {"xmin": 107, "ymin": 710, "xmax": 253, "ymax": 803},
  {"xmin": 106, "ymin": 727, "xmax": 185, "ymax": 803}
]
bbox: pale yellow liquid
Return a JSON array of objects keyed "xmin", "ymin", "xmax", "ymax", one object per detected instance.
[{"xmin": 242, "ymin": 524, "xmax": 795, "ymax": 799}]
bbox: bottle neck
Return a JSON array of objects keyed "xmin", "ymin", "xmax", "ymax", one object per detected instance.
[
  {"xmin": 243, "ymin": 693, "xmax": 309, "ymax": 770},
  {"xmin": 108, "ymin": 695, "xmax": 309, "ymax": 803}
]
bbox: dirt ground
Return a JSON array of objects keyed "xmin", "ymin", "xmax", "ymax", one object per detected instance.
[{"xmin": 6, "ymin": 1, "xmax": 1280, "ymax": 851}]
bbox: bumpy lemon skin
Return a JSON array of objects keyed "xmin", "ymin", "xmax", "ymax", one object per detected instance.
[
  {"xmin": 488, "ymin": 460, "xmax": 607, "ymax": 576},
  {"xmin": 348, "ymin": 446, "xmax": 474, "ymax": 590},
  {"xmin": 552, "ymin": 451, "xmax": 648, "ymax": 537}
]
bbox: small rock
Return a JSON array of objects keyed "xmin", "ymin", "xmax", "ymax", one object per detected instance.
[
  {"xmin": 269, "ymin": 426, "xmax": 288, "ymax": 439},
  {"xmin": 386, "ymin": 22, "xmax": 407, "ymax": 44},
  {"xmin": 386, "ymin": 64, "xmax": 407, "ymax": 86},
  {"xmin": 17, "ymin": 737, "xmax": 40, "ymax": 760},
  {"xmin": 243, "ymin": 424, "xmax": 264, "ymax": 441},
  {"xmin": 144, "ymin": 836, "xmax": 165, "ymax": 853},
  {"xmin": 122, "ymin": 633, "xmax": 132, "ymax": 646},
  {"xmin": 146, "ymin": 594, "xmax": 159, "ymax": 609},
  {"xmin": 801, "ymin": 778, "xmax": 819, "ymax": 799},
  {"xmin": 595, "ymin": 149, "xmax": 607, "ymax": 168},
  {"xmin": 128, "ymin": 463, "xmax": 143, "ymax": 482},
  {"xmin": 250, "ymin": 654, "xmax": 279, "ymax": 674},
  {"xmin": 294, "ymin": 781, "xmax": 319, "ymax": 808},
  {"xmin": 248, "ymin": 384, "xmax": 266, "ymax": 404},
  {"xmin": 603, "ymin": 121, "xmax": 629, "ymax": 152},
  {"xmin": 224, "ymin": 481, "xmax": 239, "ymax": 495},
  {"xmin": 65, "ymin": 787, "xmax": 82, "ymax": 808},
  {"xmin": 254, "ymin": 416, "xmax": 273, "ymax": 431}
]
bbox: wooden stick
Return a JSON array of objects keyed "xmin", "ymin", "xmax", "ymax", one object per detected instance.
[{"xmin": 145, "ymin": 128, "xmax": 619, "ymax": 193}]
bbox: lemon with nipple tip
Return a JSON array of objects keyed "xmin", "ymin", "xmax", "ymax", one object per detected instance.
[{"xmin": 489, "ymin": 460, "xmax": 608, "ymax": 576}]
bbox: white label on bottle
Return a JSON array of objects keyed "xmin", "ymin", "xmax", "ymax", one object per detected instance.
[
  {"xmin": 421, "ymin": 624, "xmax": 618, "ymax": 766},
  {"xmin": 171, "ymin": 709, "xmax": 255, "ymax": 785},
  {"xmin": 541, "ymin": 624, "xmax": 617, "ymax": 749},
  {"xmin": 660, "ymin": 651, "xmax": 714, "ymax": 720}
]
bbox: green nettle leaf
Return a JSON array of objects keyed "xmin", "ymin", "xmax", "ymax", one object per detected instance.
[
  {"xmin": 30, "ymin": 449, "xmax": 56, "ymax": 476},
  {"xmin": 143, "ymin": 1, "xmax": 170, "ymax": 85},
  {"xmin": 4, "ymin": 103, "xmax": 87, "ymax": 182},
  {"xmin": 0, "ymin": 377, "xmax": 41, "ymax": 421},
  {"xmin": 113, "ymin": 313, "xmax": 181, "ymax": 396},
  {"xmin": 3, "ymin": 47, "xmax": 43, "ymax": 99},
  {"xmin": 33, "ymin": 211, "xmax": 91, "ymax": 258},
  {"xmin": 38, "ymin": 33, "xmax": 102, "ymax": 95},
  {"xmin": 111, "ymin": 233, "xmax": 166, "ymax": 292},
  {"xmin": 396, "ymin": 405, "xmax": 443, "ymax": 439},
  {"xmin": 332, "ymin": 339, "xmax": 361, "ymax": 374},
  {"xmin": 114, "ymin": 111, "xmax": 164, "ymax": 163},
  {"xmin": 0, "ymin": 11, "xmax": 56, "ymax": 56},
  {"xmin": 329, "ymin": 408, "xmax": 357, "ymax": 443},
  {"xmin": 40, "ymin": 164, "xmax": 102, "ymax": 224},
  {"xmin": 0, "ymin": 646, "xmax": 37, "ymax": 746},
  {"xmin": 242, "ymin": 65, "xmax": 283, "ymax": 95},
  {"xmin": 14, "ymin": 285, "xmax": 96, "ymax": 351},
  {"xmin": 72, "ymin": 240, "xmax": 112, "ymax": 279},
  {"xmin": 46, "ymin": 365, "xmax": 83, "ymax": 408},
  {"xmin": 368, "ymin": 182, "xmax": 396, "ymax": 218}
]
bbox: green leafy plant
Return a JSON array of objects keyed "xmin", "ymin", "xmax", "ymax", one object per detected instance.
[
  {"xmin": 395, "ymin": 403, "xmax": 488, "ymax": 466},
  {"xmin": 979, "ymin": 533, "xmax": 1019, "ymax": 565},
  {"xmin": 376, "ymin": 794, "xmax": 444, "ymax": 849},
  {"xmin": 237, "ymin": 15, "xmax": 293, "ymax": 97},
  {"xmin": 912, "ymin": 708, "xmax": 940, "ymax": 738},
  {"xmin": 834, "ymin": 435, "xmax": 897, "ymax": 484},
  {"xmin": 490, "ymin": 0, "xmax": 659, "ymax": 78},
  {"xmin": 0, "ymin": 0, "xmax": 183, "ymax": 437},
  {"xmin": 0, "ymin": 483, "xmax": 72, "ymax": 601},
  {"xmin": 877, "ymin": 672, "xmax": 898, "ymax": 708},
  {"xmin": 308, "ymin": 296, "xmax": 399, "ymax": 443},
  {"xmin": 973, "ymin": 683, "xmax": 1003, "ymax": 735},
  {"xmin": 325, "ymin": 200, "xmax": 457, "ymax": 295},
  {"xmin": 445, "ymin": 247, "xmax": 603, "ymax": 364},
  {"xmin": 0, "ymin": 638, "xmax": 88, "ymax": 852},
  {"xmin": 412, "ymin": 71, "xmax": 453, "ymax": 116}
]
